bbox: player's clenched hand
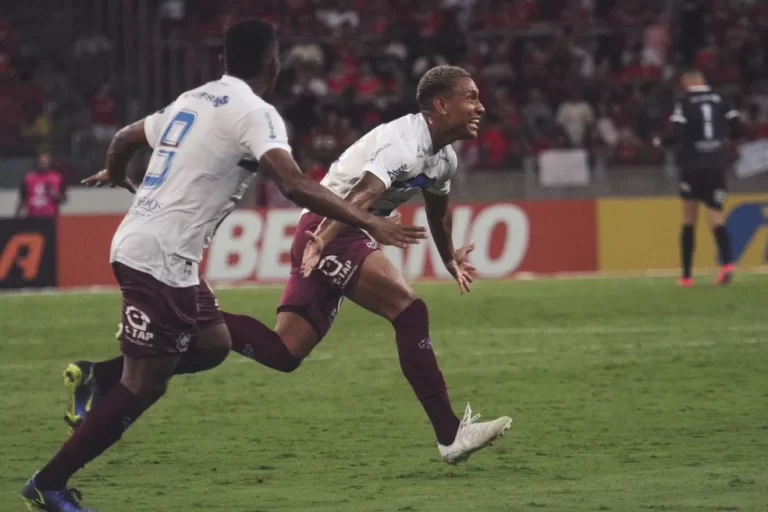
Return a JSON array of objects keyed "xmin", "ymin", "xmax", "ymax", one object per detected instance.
[
  {"xmin": 81, "ymin": 169, "xmax": 136, "ymax": 193},
  {"xmin": 447, "ymin": 241, "xmax": 476, "ymax": 295},
  {"xmin": 367, "ymin": 212, "xmax": 427, "ymax": 249},
  {"xmin": 300, "ymin": 231, "xmax": 325, "ymax": 278}
]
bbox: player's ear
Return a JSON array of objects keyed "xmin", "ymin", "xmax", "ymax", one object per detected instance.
[{"xmin": 433, "ymin": 96, "xmax": 449, "ymax": 116}]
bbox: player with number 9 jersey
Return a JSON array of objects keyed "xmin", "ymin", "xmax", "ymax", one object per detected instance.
[{"xmin": 110, "ymin": 75, "xmax": 290, "ymax": 289}]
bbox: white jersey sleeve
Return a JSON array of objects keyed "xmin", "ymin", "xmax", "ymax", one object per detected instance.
[
  {"xmin": 236, "ymin": 105, "xmax": 292, "ymax": 161},
  {"xmin": 362, "ymin": 129, "xmax": 416, "ymax": 190},
  {"xmin": 143, "ymin": 105, "xmax": 174, "ymax": 148},
  {"xmin": 425, "ymin": 147, "xmax": 457, "ymax": 196}
]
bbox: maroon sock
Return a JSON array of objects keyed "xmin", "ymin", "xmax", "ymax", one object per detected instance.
[
  {"xmin": 92, "ymin": 357, "xmax": 124, "ymax": 391},
  {"xmin": 36, "ymin": 384, "xmax": 146, "ymax": 489},
  {"xmin": 392, "ymin": 299, "xmax": 460, "ymax": 446},
  {"xmin": 222, "ymin": 311, "xmax": 301, "ymax": 372},
  {"xmin": 93, "ymin": 348, "xmax": 221, "ymax": 395}
]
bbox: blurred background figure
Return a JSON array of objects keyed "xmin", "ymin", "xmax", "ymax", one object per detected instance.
[
  {"xmin": 0, "ymin": 0, "xmax": 766, "ymax": 210},
  {"xmin": 15, "ymin": 152, "xmax": 66, "ymax": 218}
]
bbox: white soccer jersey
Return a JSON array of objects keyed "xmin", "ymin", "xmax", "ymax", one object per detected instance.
[
  {"xmin": 110, "ymin": 75, "xmax": 292, "ymax": 287},
  {"xmin": 313, "ymin": 113, "xmax": 458, "ymax": 216}
]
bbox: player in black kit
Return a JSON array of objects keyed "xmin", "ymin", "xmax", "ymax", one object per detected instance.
[{"xmin": 654, "ymin": 69, "xmax": 742, "ymax": 286}]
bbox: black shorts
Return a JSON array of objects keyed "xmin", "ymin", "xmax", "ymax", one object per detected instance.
[{"xmin": 678, "ymin": 168, "xmax": 727, "ymax": 211}]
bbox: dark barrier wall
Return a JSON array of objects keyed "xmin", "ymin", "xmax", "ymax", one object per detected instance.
[{"xmin": 0, "ymin": 218, "xmax": 57, "ymax": 289}]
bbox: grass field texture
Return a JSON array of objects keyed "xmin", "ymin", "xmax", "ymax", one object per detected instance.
[{"xmin": 1, "ymin": 275, "xmax": 767, "ymax": 511}]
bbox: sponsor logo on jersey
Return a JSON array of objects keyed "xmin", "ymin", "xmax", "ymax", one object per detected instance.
[
  {"xmin": 387, "ymin": 164, "xmax": 407, "ymax": 181},
  {"xmin": 368, "ymin": 143, "xmax": 392, "ymax": 163},
  {"xmin": 134, "ymin": 197, "xmax": 162, "ymax": 214},
  {"xmin": 186, "ymin": 91, "xmax": 230, "ymax": 107},
  {"xmin": 265, "ymin": 112, "xmax": 276, "ymax": 139}
]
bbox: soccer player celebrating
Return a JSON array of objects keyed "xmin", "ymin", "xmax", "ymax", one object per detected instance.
[
  {"xmin": 65, "ymin": 65, "xmax": 512, "ymax": 472},
  {"xmin": 22, "ymin": 20, "xmax": 425, "ymax": 512},
  {"xmin": 654, "ymin": 69, "xmax": 742, "ymax": 286}
]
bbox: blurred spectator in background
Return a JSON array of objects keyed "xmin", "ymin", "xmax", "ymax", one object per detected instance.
[
  {"xmin": 522, "ymin": 88, "xmax": 554, "ymax": 140},
  {"xmin": 15, "ymin": 153, "xmax": 66, "ymax": 218},
  {"xmin": 556, "ymin": 89, "xmax": 595, "ymax": 147},
  {"xmin": 21, "ymin": 102, "xmax": 54, "ymax": 153},
  {"xmin": 0, "ymin": 0, "xmax": 765, "ymax": 179},
  {"xmin": 89, "ymin": 82, "xmax": 118, "ymax": 144},
  {"xmin": 642, "ymin": 13, "xmax": 670, "ymax": 69}
]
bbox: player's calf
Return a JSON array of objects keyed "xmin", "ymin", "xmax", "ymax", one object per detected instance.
[
  {"xmin": 32, "ymin": 357, "xmax": 175, "ymax": 498},
  {"xmin": 223, "ymin": 311, "xmax": 303, "ymax": 372},
  {"xmin": 391, "ymin": 298, "xmax": 461, "ymax": 446}
]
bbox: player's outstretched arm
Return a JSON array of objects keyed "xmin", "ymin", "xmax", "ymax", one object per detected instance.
[
  {"xmin": 105, "ymin": 119, "xmax": 148, "ymax": 188},
  {"xmin": 298, "ymin": 171, "xmax": 393, "ymax": 276},
  {"xmin": 312, "ymin": 172, "xmax": 388, "ymax": 244},
  {"xmin": 424, "ymin": 191, "xmax": 475, "ymax": 294},
  {"xmin": 259, "ymin": 149, "xmax": 426, "ymax": 248},
  {"xmin": 81, "ymin": 169, "xmax": 138, "ymax": 193}
]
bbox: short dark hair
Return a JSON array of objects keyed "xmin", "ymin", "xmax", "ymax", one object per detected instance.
[
  {"xmin": 224, "ymin": 19, "xmax": 277, "ymax": 80},
  {"xmin": 681, "ymin": 67, "xmax": 705, "ymax": 80},
  {"xmin": 416, "ymin": 65, "xmax": 472, "ymax": 111}
]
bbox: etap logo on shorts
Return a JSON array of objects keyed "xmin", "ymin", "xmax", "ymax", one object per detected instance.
[{"xmin": 124, "ymin": 306, "xmax": 155, "ymax": 345}]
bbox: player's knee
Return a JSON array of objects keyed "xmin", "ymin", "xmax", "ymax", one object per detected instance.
[
  {"xmin": 206, "ymin": 336, "xmax": 232, "ymax": 367},
  {"xmin": 123, "ymin": 377, "xmax": 170, "ymax": 406},
  {"xmin": 392, "ymin": 297, "xmax": 428, "ymax": 326},
  {"xmin": 197, "ymin": 324, "xmax": 232, "ymax": 367},
  {"xmin": 276, "ymin": 339, "xmax": 306, "ymax": 372},
  {"xmin": 280, "ymin": 357, "xmax": 302, "ymax": 373}
]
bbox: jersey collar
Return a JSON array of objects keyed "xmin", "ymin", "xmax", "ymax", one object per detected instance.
[
  {"xmin": 687, "ymin": 85, "xmax": 712, "ymax": 92},
  {"xmin": 219, "ymin": 74, "xmax": 254, "ymax": 94},
  {"xmin": 416, "ymin": 113, "xmax": 435, "ymax": 156}
]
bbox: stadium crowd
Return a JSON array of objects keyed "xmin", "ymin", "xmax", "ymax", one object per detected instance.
[{"xmin": 2, "ymin": 0, "xmax": 768, "ymax": 184}]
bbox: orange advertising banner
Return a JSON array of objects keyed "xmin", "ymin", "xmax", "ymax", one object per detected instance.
[{"xmin": 55, "ymin": 200, "xmax": 597, "ymax": 288}]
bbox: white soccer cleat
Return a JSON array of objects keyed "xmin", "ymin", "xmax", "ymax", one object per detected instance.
[{"xmin": 437, "ymin": 404, "xmax": 513, "ymax": 464}]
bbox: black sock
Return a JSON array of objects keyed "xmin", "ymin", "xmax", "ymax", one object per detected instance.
[
  {"xmin": 681, "ymin": 224, "xmax": 695, "ymax": 278},
  {"xmin": 713, "ymin": 225, "xmax": 732, "ymax": 266}
]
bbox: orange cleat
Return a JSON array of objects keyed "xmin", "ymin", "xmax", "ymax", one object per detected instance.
[
  {"xmin": 677, "ymin": 277, "xmax": 694, "ymax": 287},
  {"xmin": 715, "ymin": 264, "xmax": 734, "ymax": 286}
]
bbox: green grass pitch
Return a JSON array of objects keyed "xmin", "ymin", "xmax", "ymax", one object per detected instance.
[{"xmin": 1, "ymin": 275, "xmax": 767, "ymax": 511}]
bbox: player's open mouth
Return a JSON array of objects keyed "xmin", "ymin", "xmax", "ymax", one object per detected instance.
[{"xmin": 469, "ymin": 119, "xmax": 481, "ymax": 127}]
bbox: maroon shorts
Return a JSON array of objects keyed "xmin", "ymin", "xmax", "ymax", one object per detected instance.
[
  {"xmin": 113, "ymin": 262, "xmax": 200, "ymax": 358},
  {"xmin": 197, "ymin": 277, "xmax": 224, "ymax": 330},
  {"xmin": 277, "ymin": 212, "xmax": 380, "ymax": 340}
]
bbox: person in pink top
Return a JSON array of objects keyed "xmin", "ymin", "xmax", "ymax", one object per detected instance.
[{"xmin": 15, "ymin": 153, "xmax": 66, "ymax": 218}]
